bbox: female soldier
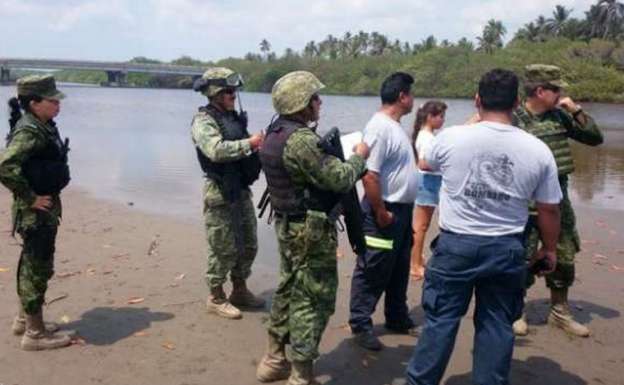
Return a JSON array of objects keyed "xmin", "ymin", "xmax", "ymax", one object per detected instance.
[
  {"xmin": 410, "ymin": 101, "xmax": 447, "ymax": 279},
  {"xmin": 0, "ymin": 75, "xmax": 72, "ymax": 350}
]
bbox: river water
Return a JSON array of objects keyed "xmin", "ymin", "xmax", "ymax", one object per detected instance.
[{"xmin": 1, "ymin": 85, "xmax": 623, "ymax": 220}]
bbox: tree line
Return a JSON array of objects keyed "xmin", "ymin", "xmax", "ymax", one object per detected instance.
[{"xmin": 51, "ymin": 0, "xmax": 624, "ymax": 102}]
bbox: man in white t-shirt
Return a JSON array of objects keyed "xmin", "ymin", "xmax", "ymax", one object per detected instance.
[
  {"xmin": 406, "ymin": 69, "xmax": 562, "ymax": 385},
  {"xmin": 349, "ymin": 72, "xmax": 419, "ymax": 351}
]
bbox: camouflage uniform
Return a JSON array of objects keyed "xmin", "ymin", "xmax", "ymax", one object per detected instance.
[
  {"xmin": 256, "ymin": 72, "xmax": 366, "ymax": 385},
  {"xmin": 191, "ymin": 81, "xmax": 258, "ymax": 291},
  {"xmin": 515, "ymin": 97, "xmax": 602, "ymax": 290},
  {"xmin": 0, "ymin": 76, "xmax": 66, "ymax": 316},
  {"xmin": 267, "ymin": 127, "xmax": 366, "ymax": 362}
]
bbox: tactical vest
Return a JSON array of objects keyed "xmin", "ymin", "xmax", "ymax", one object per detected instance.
[
  {"xmin": 260, "ymin": 118, "xmax": 304, "ymax": 215},
  {"xmin": 514, "ymin": 108, "xmax": 575, "ymax": 176},
  {"xmin": 195, "ymin": 105, "xmax": 261, "ymax": 196},
  {"xmin": 260, "ymin": 118, "xmax": 341, "ymax": 216},
  {"xmin": 8, "ymin": 118, "xmax": 70, "ymax": 195}
]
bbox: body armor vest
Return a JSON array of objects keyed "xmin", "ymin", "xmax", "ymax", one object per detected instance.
[
  {"xmin": 260, "ymin": 118, "xmax": 341, "ymax": 216},
  {"xmin": 195, "ymin": 105, "xmax": 261, "ymax": 200},
  {"xmin": 259, "ymin": 118, "xmax": 304, "ymax": 215},
  {"xmin": 514, "ymin": 108, "xmax": 575, "ymax": 176},
  {"xmin": 8, "ymin": 118, "xmax": 70, "ymax": 195}
]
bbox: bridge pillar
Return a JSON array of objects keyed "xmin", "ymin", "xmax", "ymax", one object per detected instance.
[
  {"xmin": 104, "ymin": 70, "xmax": 128, "ymax": 87},
  {"xmin": 0, "ymin": 67, "xmax": 10, "ymax": 84}
]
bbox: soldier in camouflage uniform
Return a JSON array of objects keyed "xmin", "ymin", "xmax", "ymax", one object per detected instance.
[
  {"xmin": 512, "ymin": 64, "xmax": 603, "ymax": 337},
  {"xmin": 191, "ymin": 67, "xmax": 265, "ymax": 319},
  {"xmin": 0, "ymin": 75, "xmax": 72, "ymax": 350},
  {"xmin": 255, "ymin": 71, "xmax": 369, "ymax": 385}
]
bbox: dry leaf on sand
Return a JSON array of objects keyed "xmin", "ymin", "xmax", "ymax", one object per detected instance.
[
  {"xmin": 161, "ymin": 342, "xmax": 176, "ymax": 350},
  {"xmin": 127, "ymin": 297, "xmax": 145, "ymax": 304}
]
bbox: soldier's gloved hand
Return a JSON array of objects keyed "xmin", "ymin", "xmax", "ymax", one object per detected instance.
[
  {"xmin": 31, "ymin": 195, "xmax": 53, "ymax": 212},
  {"xmin": 249, "ymin": 133, "xmax": 264, "ymax": 150},
  {"xmin": 353, "ymin": 142, "xmax": 370, "ymax": 159},
  {"xmin": 557, "ymin": 97, "xmax": 581, "ymax": 114}
]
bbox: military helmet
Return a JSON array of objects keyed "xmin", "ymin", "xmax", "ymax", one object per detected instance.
[
  {"xmin": 271, "ymin": 71, "xmax": 325, "ymax": 115},
  {"xmin": 524, "ymin": 64, "xmax": 569, "ymax": 88},
  {"xmin": 17, "ymin": 74, "xmax": 65, "ymax": 100},
  {"xmin": 194, "ymin": 67, "xmax": 244, "ymax": 97}
]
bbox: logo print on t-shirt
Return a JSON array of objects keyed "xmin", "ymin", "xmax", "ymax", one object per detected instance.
[{"xmin": 462, "ymin": 152, "xmax": 514, "ymax": 209}]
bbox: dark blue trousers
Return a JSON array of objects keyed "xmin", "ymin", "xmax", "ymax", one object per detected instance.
[
  {"xmin": 406, "ymin": 230, "xmax": 526, "ymax": 385},
  {"xmin": 349, "ymin": 198, "xmax": 414, "ymax": 333}
]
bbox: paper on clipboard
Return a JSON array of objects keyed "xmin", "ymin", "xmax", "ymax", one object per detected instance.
[{"xmin": 340, "ymin": 131, "xmax": 363, "ymax": 159}]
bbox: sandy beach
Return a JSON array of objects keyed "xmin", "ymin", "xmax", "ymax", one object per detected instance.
[{"xmin": 0, "ymin": 187, "xmax": 622, "ymax": 385}]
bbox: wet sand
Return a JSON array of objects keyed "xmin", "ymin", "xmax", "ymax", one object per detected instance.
[{"xmin": 0, "ymin": 188, "xmax": 622, "ymax": 385}]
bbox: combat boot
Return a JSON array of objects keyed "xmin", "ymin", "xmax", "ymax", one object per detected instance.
[
  {"xmin": 256, "ymin": 333, "xmax": 291, "ymax": 382},
  {"xmin": 20, "ymin": 311, "xmax": 71, "ymax": 351},
  {"xmin": 229, "ymin": 279, "xmax": 266, "ymax": 308},
  {"xmin": 286, "ymin": 360, "xmax": 319, "ymax": 385},
  {"xmin": 206, "ymin": 285, "xmax": 242, "ymax": 319},
  {"xmin": 12, "ymin": 302, "xmax": 59, "ymax": 336},
  {"xmin": 548, "ymin": 288, "xmax": 590, "ymax": 337},
  {"xmin": 512, "ymin": 313, "xmax": 529, "ymax": 336}
]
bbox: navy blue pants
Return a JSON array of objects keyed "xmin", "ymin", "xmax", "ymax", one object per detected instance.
[
  {"xmin": 406, "ymin": 230, "xmax": 526, "ymax": 385},
  {"xmin": 349, "ymin": 198, "xmax": 414, "ymax": 333}
]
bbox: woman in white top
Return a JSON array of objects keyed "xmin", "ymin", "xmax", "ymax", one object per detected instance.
[{"xmin": 410, "ymin": 101, "xmax": 447, "ymax": 279}]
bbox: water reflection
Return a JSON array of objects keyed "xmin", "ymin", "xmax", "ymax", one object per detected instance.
[
  {"xmin": 569, "ymin": 130, "xmax": 624, "ymax": 210},
  {"xmin": 0, "ymin": 85, "xmax": 623, "ymax": 218}
]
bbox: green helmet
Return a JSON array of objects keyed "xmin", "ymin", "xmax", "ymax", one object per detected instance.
[
  {"xmin": 194, "ymin": 67, "xmax": 244, "ymax": 97},
  {"xmin": 271, "ymin": 71, "xmax": 325, "ymax": 115}
]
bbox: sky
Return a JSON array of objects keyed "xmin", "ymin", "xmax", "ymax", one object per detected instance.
[{"xmin": 0, "ymin": 0, "xmax": 596, "ymax": 63}]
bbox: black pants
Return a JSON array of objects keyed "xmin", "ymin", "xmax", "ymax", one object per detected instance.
[{"xmin": 349, "ymin": 198, "xmax": 414, "ymax": 333}]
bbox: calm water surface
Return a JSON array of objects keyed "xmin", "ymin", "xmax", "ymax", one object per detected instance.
[{"xmin": 1, "ymin": 85, "xmax": 623, "ymax": 219}]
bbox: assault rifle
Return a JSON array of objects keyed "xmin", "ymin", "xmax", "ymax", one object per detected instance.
[{"xmin": 317, "ymin": 127, "xmax": 367, "ymax": 256}]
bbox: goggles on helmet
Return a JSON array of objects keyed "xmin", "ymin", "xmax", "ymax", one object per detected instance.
[{"xmin": 193, "ymin": 73, "xmax": 244, "ymax": 92}]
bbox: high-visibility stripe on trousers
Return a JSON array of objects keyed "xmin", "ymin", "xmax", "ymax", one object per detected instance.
[{"xmin": 365, "ymin": 235, "xmax": 393, "ymax": 250}]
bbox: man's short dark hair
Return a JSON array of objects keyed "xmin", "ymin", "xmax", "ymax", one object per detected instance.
[
  {"xmin": 478, "ymin": 69, "xmax": 518, "ymax": 111},
  {"xmin": 380, "ymin": 72, "xmax": 414, "ymax": 105}
]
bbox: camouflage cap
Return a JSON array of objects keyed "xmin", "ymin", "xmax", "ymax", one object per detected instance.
[
  {"xmin": 524, "ymin": 64, "xmax": 569, "ymax": 88},
  {"xmin": 271, "ymin": 71, "xmax": 325, "ymax": 115},
  {"xmin": 196, "ymin": 67, "xmax": 243, "ymax": 97},
  {"xmin": 16, "ymin": 75, "xmax": 65, "ymax": 100}
]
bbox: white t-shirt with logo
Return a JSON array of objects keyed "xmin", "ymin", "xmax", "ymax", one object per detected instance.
[
  {"xmin": 425, "ymin": 121, "xmax": 562, "ymax": 236},
  {"xmin": 363, "ymin": 112, "xmax": 418, "ymax": 203}
]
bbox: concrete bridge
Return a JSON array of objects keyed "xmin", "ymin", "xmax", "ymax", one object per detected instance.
[{"xmin": 0, "ymin": 58, "xmax": 206, "ymax": 86}]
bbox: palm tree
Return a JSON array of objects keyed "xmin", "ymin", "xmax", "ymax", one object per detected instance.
[
  {"xmin": 421, "ymin": 35, "xmax": 438, "ymax": 51},
  {"xmin": 594, "ymin": 0, "xmax": 624, "ymax": 38},
  {"xmin": 477, "ymin": 19, "xmax": 507, "ymax": 54},
  {"xmin": 515, "ymin": 22, "xmax": 542, "ymax": 42},
  {"xmin": 319, "ymin": 34, "xmax": 339, "ymax": 59},
  {"xmin": 456, "ymin": 37, "xmax": 474, "ymax": 50},
  {"xmin": 259, "ymin": 39, "xmax": 271, "ymax": 60},
  {"xmin": 369, "ymin": 32, "xmax": 389, "ymax": 56},
  {"xmin": 303, "ymin": 41, "xmax": 319, "ymax": 58},
  {"xmin": 545, "ymin": 5, "xmax": 573, "ymax": 36},
  {"xmin": 535, "ymin": 15, "xmax": 548, "ymax": 34}
]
